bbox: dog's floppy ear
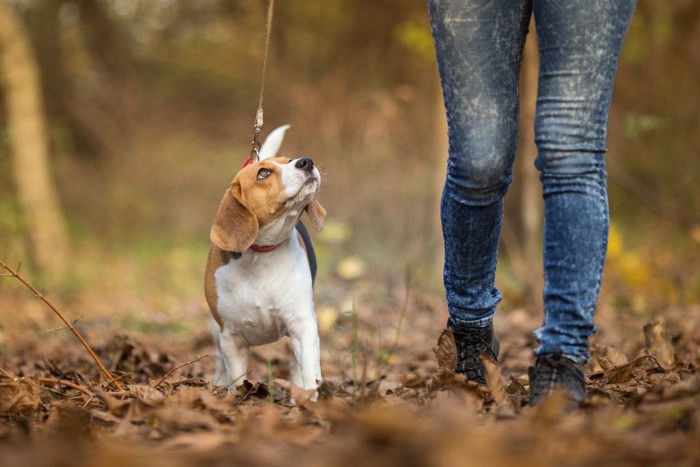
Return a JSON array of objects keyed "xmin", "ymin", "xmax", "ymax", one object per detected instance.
[
  {"xmin": 210, "ymin": 181, "xmax": 259, "ymax": 252},
  {"xmin": 304, "ymin": 198, "xmax": 326, "ymax": 232}
]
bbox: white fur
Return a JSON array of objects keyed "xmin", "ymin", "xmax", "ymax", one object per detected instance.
[
  {"xmin": 211, "ymin": 155, "xmax": 322, "ymax": 391},
  {"xmin": 212, "ymin": 234, "xmax": 321, "ymax": 389}
]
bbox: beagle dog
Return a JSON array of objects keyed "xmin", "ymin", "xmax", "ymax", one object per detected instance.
[{"xmin": 204, "ymin": 126, "xmax": 326, "ymax": 391}]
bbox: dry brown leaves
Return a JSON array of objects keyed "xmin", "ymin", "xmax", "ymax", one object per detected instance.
[{"xmin": 1, "ymin": 310, "xmax": 699, "ymax": 466}]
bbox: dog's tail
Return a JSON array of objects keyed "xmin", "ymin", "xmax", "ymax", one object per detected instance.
[{"xmin": 259, "ymin": 124, "xmax": 291, "ymax": 160}]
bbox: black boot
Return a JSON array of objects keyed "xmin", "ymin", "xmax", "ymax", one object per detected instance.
[
  {"xmin": 528, "ymin": 351, "xmax": 587, "ymax": 405},
  {"xmin": 451, "ymin": 324, "xmax": 500, "ymax": 385}
]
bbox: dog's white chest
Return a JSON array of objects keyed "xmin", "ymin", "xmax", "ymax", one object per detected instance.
[{"xmin": 214, "ymin": 240, "xmax": 313, "ymax": 346}]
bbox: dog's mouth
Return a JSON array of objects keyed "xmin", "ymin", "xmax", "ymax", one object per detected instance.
[
  {"xmin": 284, "ymin": 174, "xmax": 319, "ymax": 206},
  {"xmin": 301, "ymin": 171, "xmax": 320, "ymax": 189},
  {"xmin": 304, "ymin": 174, "xmax": 320, "ymax": 187}
]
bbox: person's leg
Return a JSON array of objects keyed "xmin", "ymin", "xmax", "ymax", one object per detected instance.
[
  {"xmin": 428, "ymin": 0, "xmax": 532, "ymax": 382},
  {"xmin": 530, "ymin": 0, "xmax": 636, "ymax": 402}
]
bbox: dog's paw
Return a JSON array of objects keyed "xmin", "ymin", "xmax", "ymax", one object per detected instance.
[{"xmin": 274, "ymin": 378, "xmax": 319, "ymax": 405}]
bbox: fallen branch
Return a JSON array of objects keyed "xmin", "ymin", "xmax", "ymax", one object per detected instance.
[
  {"xmin": 39, "ymin": 377, "xmax": 95, "ymax": 397},
  {"xmin": 0, "ymin": 260, "xmax": 124, "ymax": 391},
  {"xmin": 153, "ymin": 353, "xmax": 213, "ymax": 389}
]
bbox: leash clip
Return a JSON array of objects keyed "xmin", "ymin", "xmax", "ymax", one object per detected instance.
[
  {"xmin": 249, "ymin": 125, "xmax": 262, "ymax": 162},
  {"xmin": 249, "ymin": 109, "xmax": 264, "ymax": 162}
]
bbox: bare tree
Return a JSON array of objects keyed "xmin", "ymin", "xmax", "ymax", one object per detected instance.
[{"xmin": 0, "ymin": 0, "xmax": 70, "ymax": 282}]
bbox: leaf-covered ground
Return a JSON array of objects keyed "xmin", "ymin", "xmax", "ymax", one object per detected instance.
[{"xmin": 1, "ymin": 275, "xmax": 699, "ymax": 467}]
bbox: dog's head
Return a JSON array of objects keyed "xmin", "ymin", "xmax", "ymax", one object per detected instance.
[{"xmin": 210, "ymin": 153, "xmax": 325, "ymax": 253}]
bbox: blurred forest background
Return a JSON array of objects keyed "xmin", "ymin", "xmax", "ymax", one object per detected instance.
[{"xmin": 1, "ymin": 0, "xmax": 699, "ymax": 340}]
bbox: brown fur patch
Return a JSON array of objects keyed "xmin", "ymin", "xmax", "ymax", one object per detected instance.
[
  {"xmin": 210, "ymin": 157, "xmax": 296, "ymax": 252},
  {"xmin": 304, "ymin": 198, "xmax": 326, "ymax": 231},
  {"xmin": 210, "ymin": 184, "xmax": 259, "ymax": 253},
  {"xmin": 204, "ymin": 245, "xmax": 225, "ymax": 329},
  {"xmin": 235, "ymin": 157, "xmax": 292, "ymax": 227}
]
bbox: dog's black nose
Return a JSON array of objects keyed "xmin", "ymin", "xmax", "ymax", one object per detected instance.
[{"xmin": 295, "ymin": 157, "xmax": 314, "ymax": 171}]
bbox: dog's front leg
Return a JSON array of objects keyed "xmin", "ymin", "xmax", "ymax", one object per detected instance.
[
  {"xmin": 218, "ymin": 332, "xmax": 249, "ymax": 390},
  {"xmin": 289, "ymin": 350, "xmax": 304, "ymax": 389},
  {"xmin": 289, "ymin": 319, "xmax": 322, "ymax": 390}
]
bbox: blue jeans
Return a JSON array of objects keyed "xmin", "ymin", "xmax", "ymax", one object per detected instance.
[{"xmin": 428, "ymin": 0, "xmax": 636, "ymax": 364}]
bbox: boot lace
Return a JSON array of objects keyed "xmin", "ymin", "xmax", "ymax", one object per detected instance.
[{"xmin": 452, "ymin": 326, "xmax": 498, "ymax": 384}]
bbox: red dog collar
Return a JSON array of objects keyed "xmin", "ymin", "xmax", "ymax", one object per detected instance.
[{"xmin": 248, "ymin": 243, "xmax": 282, "ymax": 253}]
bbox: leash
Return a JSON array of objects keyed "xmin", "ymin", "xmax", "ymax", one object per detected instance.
[{"xmin": 243, "ymin": 0, "xmax": 275, "ymax": 168}]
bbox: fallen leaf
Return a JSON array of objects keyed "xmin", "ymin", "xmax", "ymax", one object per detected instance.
[
  {"xmin": 433, "ymin": 329, "xmax": 457, "ymax": 372},
  {"xmin": 482, "ymin": 356, "xmax": 506, "ymax": 405},
  {"xmin": 90, "ymin": 408, "xmax": 123, "ymax": 425},
  {"xmin": 274, "ymin": 379, "xmax": 317, "ymax": 406},
  {"xmin": 95, "ymin": 389, "xmax": 129, "ymax": 416},
  {"xmin": 164, "ymin": 386, "xmax": 205, "ymax": 407},
  {"xmin": 601, "ymin": 356, "xmax": 655, "ymax": 384},
  {"xmin": 596, "ymin": 346, "xmax": 630, "ymax": 369},
  {"xmin": 643, "ymin": 319, "xmax": 675, "ymax": 370},
  {"xmin": 45, "ymin": 401, "xmax": 93, "ymax": 437},
  {"xmin": 235, "ymin": 380, "xmax": 270, "ymax": 404},
  {"xmin": 0, "ymin": 378, "xmax": 40, "ymax": 414},
  {"xmin": 483, "ymin": 356, "xmax": 516, "ymax": 418},
  {"xmin": 128, "ymin": 384, "xmax": 166, "ymax": 403},
  {"xmin": 316, "ymin": 380, "xmax": 339, "ymax": 400},
  {"xmin": 400, "ymin": 371, "xmax": 423, "ymax": 388},
  {"xmin": 161, "ymin": 431, "xmax": 232, "ymax": 452},
  {"xmin": 508, "ymin": 375, "xmax": 528, "ymax": 398},
  {"xmin": 198, "ymin": 390, "xmax": 235, "ymax": 413},
  {"xmin": 662, "ymin": 375, "xmax": 700, "ymax": 400},
  {"xmin": 150, "ymin": 405, "xmax": 219, "ymax": 433}
]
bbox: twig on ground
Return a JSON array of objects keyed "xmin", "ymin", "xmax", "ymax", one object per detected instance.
[
  {"xmin": 39, "ymin": 377, "xmax": 95, "ymax": 397},
  {"xmin": 0, "ymin": 259, "xmax": 125, "ymax": 391},
  {"xmin": 1, "ymin": 368, "xmax": 95, "ymax": 398},
  {"xmin": 153, "ymin": 353, "xmax": 213, "ymax": 389}
]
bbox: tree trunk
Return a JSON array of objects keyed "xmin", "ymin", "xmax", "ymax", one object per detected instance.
[{"xmin": 0, "ymin": 0, "xmax": 70, "ymax": 282}]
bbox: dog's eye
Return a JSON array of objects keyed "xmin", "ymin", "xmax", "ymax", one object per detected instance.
[{"xmin": 257, "ymin": 168, "xmax": 272, "ymax": 180}]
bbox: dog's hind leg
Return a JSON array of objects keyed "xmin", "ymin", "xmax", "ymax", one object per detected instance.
[{"xmin": 210, "ymin": 317, "xmax": 225, "ymax": 386}]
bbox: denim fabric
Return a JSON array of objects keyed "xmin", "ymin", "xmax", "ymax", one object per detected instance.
[{"xmin": 428, "ymin": 0, "xmax": 636, "ymax": 363}]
